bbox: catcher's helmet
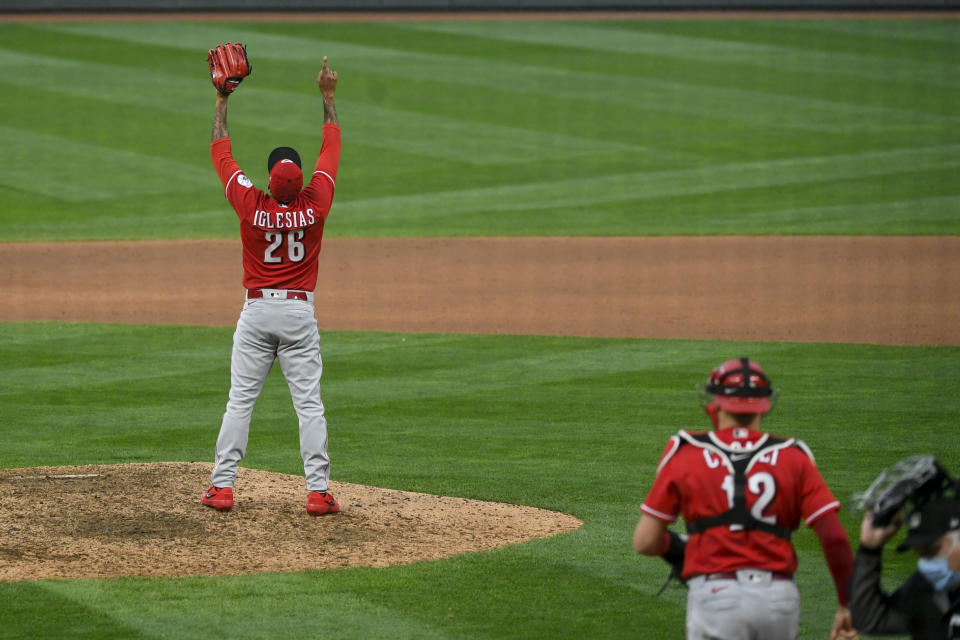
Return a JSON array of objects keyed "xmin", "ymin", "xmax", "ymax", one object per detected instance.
[{"xmin": 700, "ymin": 357, "xmax": 777, "ymax": 415}]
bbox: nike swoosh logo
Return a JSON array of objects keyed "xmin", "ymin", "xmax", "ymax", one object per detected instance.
[
  {"xmin": 711, "ymin": 586, "xmax": 728, "ymax": 594},
  {"xmin": 730, "ymin": 453, "xmax": 750, "ymax": 461}
]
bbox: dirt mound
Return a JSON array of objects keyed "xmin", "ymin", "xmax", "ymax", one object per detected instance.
[{"xmin": 0, "ymin": 462, "xmax": 582, "ymax": 581}]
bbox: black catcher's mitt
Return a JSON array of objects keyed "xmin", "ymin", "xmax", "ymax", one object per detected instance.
[
  {"xmin": 854, "ymin": 455, "xmax": 954, "ymax": 526},
  {"xmin": 208, "ymin": 42, "xmax": 251, "ymax": 95}
]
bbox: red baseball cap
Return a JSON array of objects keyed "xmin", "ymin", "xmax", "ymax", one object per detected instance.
[
  {"xmin": 269, "ymin": 159, "xmax": 303, "ymax": 204},
  {"xmin": 267, "ymin": 146, "xmax": 303, "ymax": 203}
]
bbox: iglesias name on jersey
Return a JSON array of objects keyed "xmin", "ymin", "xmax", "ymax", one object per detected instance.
[
  {"xmin": 641, "ymin": 427, "xmax": 841, "ymax": 578},
  {"xmin": 210, "ymin": 124, "xmax": 342, "ymax": 292},
  {"xmin": 253, "ymin": 208, "xmax": 317, "ymax": 230}
]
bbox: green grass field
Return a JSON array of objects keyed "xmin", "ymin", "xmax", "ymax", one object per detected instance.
[
  {"xmin": 2, "ymin": 323, "xmax": 959, "ymax": 639},
  {"xmin": 0, "ymin": 18, "xmax": 957, "ymax": 239},
  {"xmin": 1, "ymin": 16, "xmax": 958, "ymax": 640}
]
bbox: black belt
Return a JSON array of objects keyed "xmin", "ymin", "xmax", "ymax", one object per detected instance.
[{"xmin": 247, "ymin": 289, "xmax": 309, "ymax": 301}]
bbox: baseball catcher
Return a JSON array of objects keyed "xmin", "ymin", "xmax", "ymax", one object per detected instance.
[{"xmin": 633, "ymin": 357, "xmax": 858, "ymax": 640}]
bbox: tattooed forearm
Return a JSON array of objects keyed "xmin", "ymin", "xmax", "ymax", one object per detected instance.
[
  {"xmin": 323, "ymin": 99, "xmax": 338, "ymax": 126},
  {"xmin": 212, "ymin": 94, "xmax": 229, "ymax": 141}
]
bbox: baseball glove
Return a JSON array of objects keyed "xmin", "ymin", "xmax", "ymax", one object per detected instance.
[
  {"xmin": 854, "ymin": 455, "xmax": 953, "ymax": 526},
  {"xmin": 208, "ymin": 42, "xmax": 251, "ymax": 95}
]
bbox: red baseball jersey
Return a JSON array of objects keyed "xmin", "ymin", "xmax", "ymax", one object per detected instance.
[
  {"xmin": 641, "ymin": 427, "xmax": 840, "ymax": 578},
  {"xmin": 211, "ymin": 124, "xmax": 342, "ymax": 291}
]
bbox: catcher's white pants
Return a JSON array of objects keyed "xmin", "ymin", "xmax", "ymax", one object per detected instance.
[
  {"xmin": 211, "ymin": 295, "xmax": 330, "ymax": 492},
  {"xmin": 686, "ymin": 570, "xmax": 800, "ymax": 640}
]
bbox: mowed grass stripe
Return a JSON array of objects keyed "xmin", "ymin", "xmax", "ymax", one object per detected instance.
[
  {"xmin": 7, "ymin": 22, "xmax": 957, "ymax": 142},
  {"xmin": 328, "ymin": 45, "xmax": 955, "ymax": 134},
  {"xmin": 769, "ymin": 18, "xmax": 960, "ymax": 45},
  {"xmin": 602, "ymin": 192, "xmax": 960, "ymax": 236},
  {"xmin": 328, "ymin": 342, "xmax": 675, "ymax": 411},
  {"xmin": 0, "ymin": 125, "xmax": 212, "ymax": 202},
  {"xmin": 0, "ymin": 48, "xmax": 211, "ymax": 116},
  {"xmin": 410, "ymin": 20, "xmax": 783, "ymax": 57},
  {"xmin": 4, "ymin": 325, "xmax": 957, "ymax": 484},
  {"xmin": 333, "ymin": 143, "xmax": 960, "ymax": 223},
  {"xmin": 409, "ymin": 20, "xmax": 959, "ymax": 88},
  {"xmin": 27, "ymin": 21, "xmax": 955, "ymax": 134},
  {"xmin": 14, "ymin": 22, "xmax": 695, "ymax": 148},
  {"xmin": 223, "ymin": 89, "xmax": 643, "ymax": 166},
  {"xmin": 715, "ymin": 194, "xmax": 960, "ymax": 232},
  {"xmin": 39, "ymin": 578, "xmax": 454, "ymax": 640},
  {"xmin": 0, "ymin": 203, "xmax": 232, "ymax": 240},
  {"xmin": 0, "ymin": 19, "xmax": 956, "ymax": 239},
  {"xmin": 264, "ymin": 21, "xmax": 955, "ymax": 127},
  {"xmin": 0, "ymin": 331, "xmax": 662, "ymax": 411},
  {"xmin": 0, "ymin": 47, "xmax": 642, "ymax": 167}
]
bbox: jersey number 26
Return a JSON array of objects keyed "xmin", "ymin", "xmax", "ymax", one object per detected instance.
[{"xmin": 264, "ymin": 230, "xmax": 305, "ymax": 264}]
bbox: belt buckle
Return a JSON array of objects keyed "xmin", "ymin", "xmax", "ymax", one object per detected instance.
[{"xmin": 739, "ymin": 569, "xmax": 768, "ymax": 583}]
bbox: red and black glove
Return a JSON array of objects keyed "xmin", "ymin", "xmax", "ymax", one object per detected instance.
[{"xmin": 207, "ymin": 42, "xmax": 251, "ymax": 96}]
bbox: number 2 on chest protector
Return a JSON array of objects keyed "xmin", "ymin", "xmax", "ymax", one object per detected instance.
[
  {"xmin": 701, "ymin": 448, "xmax": 782, "ymax": 527},
  {"xmin": 264, "ymin": 230, "xmax": 305, "ymax": 263},
  {"xmin": 722, "ymin": 472, "xmax": 778, "ymax": 525}
]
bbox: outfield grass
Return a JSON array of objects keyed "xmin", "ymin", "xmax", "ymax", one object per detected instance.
[
  {"xmin": 0, "ymin": 18, "xmax": 957, "ymax": 240},
  {"xmin": 1, "ymin": 322, "xmax": 958, "ymax": 639}
]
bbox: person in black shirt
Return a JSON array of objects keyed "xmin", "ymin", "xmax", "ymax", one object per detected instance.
[{"xmin": 850, "ymin": 497, "xmax": 960, "ymax": 639}]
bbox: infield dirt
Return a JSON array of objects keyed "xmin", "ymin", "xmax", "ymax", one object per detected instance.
[{"xmin": 1, "ymin": 236, "xmax": 957, "ymax": 345}]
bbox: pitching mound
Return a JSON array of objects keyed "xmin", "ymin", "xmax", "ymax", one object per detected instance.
[{"xmin": 0, "ymin": 462, "xmax": 582, "ymax": 582}]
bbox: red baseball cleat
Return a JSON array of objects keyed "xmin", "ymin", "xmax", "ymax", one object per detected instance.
[
  {"xmin": 201, "ymin": 486, "xmax": 234, "ymax": 511},
  {"xmin": 306, "ymin": 490, "xmax": 340, "ymax": 515}
]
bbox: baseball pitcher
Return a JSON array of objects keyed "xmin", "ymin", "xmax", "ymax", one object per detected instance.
[
  {"xmin": 633, "ymin": 358, "xmax": 858, "ymax": 640},
  {"xmin": 201, "ymin": 43, "xmax": 342, "ymax": 516}
]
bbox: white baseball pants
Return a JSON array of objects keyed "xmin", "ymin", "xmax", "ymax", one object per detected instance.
[
  {"xmin": 685, "ymin": 570, "xmax": 800, "ymax": 640},
  {"xmin": 210, "ymin": 294, "xmax": 330, "ymax": 492}
]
